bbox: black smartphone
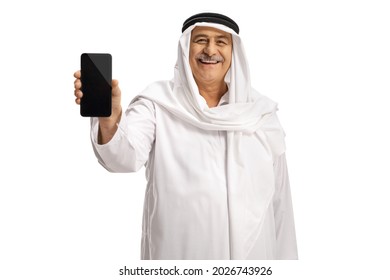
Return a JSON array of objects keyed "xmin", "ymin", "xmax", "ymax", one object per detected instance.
[{"xmin": 80, "ymin": 53, "xmax": 112, "ymax": 117}]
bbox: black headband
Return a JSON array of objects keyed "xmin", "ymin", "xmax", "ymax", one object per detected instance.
[{"xmin": 182, "ymin": 12, "xmax": 239, "ymax": 34}]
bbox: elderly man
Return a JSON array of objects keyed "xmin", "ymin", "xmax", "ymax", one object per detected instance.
[{"xmin": 74, "ymin": 12, "xmax": 298, "ymax": 260}]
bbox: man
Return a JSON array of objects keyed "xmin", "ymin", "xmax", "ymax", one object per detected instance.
[{"xmin": 73, "ymin": 12, "xmax": 298, "ymax": 260}]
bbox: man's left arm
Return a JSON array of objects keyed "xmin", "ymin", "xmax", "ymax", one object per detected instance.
[{"xmin": 273, "ymin": 153, "xmax": 298, "ymax": 259}]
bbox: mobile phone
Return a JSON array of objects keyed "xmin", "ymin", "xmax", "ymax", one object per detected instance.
[{"xmin": 80, "ymin": 53, "xmax": 112, "ymax": 117}]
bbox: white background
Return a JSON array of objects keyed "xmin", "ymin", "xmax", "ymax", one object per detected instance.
[{"xmin": 1, "ymin": 0, "xmax": 389, "ymax": 279}]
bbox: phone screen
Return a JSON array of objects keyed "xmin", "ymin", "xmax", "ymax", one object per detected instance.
[{"xmin": 80, "ymin": 53, "xmax": 112, "ymax": 117}]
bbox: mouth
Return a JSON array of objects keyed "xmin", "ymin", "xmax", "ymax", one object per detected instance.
[
  {"xmin": 198, "ymin": 58, "xmax": 219, "ymax": 64},
  {"xmin": 196, "ymin": 54, "xmax": 224, "ymax": 65}
]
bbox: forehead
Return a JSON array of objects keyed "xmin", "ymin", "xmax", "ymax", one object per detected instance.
[{"xmin": 191, "ymin": 26, "xmax": 232, "ymax": 39}]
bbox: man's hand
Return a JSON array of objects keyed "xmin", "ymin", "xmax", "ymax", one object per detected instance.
[{"xmin": 73, "ymin": 70, "xmax": 122, "ymax": 144}]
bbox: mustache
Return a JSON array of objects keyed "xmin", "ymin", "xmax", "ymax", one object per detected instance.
[{"xmin": 195, "ymin": 53, "xmax": 224, "ymax": 63}]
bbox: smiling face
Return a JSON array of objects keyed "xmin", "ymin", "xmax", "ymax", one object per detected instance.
[{"xmin": 189, "ymin": 26, "xmax": 233, "ymax": 87}]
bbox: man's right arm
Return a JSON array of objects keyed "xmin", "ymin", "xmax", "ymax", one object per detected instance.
[
  {"xmin": 97, "ymin": 78, "xmax": 123, "ymax": 144},
  {"xmin": 74, "ymin": 70, "xmax": 156, "ymax": 172},
  {"xmin": 90, "ymin": 98, "xmax": 156, "ymax": 172},
  {"xmin": 74, "ymin": 70, "xmax": 122, "ymax": 144}
]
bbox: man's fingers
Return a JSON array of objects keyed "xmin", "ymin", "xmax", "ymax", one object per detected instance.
[
  {"xmin": 74, "ymin": 89, "xmax": 83, "ymax": 98},
  {"xmin": 112, "ymin": 79, "xmax": 121, "ymax": 96},
  {"xmin": 73, "ymin": 75, "xmax": 120, "ymax": 106},
  {"xmin": 74, "ymin": 70, "xmax": 82, "ymax": 105},
  {"xmin": 74, "ymin": 70, "xmax": 81, "ymax": 79},
  {"xmin": 74, "ymin": 79, "xmax": 81, "ymax": 90}
]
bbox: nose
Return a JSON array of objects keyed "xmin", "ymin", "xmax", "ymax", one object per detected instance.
[{"xmin": 204, "ymin": 41, "xmax": 217, "ymax": 56}]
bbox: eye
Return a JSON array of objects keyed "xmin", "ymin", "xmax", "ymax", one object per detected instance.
[
  {"xmin": 195, "ymin": 38, "xmax": 208, "ymax": 44},
  {"xmin": 217, "ymin": 40, "xmax": 228, "ymax": 45}
]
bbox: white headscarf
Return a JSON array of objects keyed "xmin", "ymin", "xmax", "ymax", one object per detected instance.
[{"xmin": 132, "ymin": 22, "xmax": 286, "ymax": 259}]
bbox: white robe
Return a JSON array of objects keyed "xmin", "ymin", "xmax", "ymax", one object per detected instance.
[
  {"xmin": 90, "ymin": 93, "xmax": 297, "ymax": 259},
  {"xmin": 90, "ymin": 22, "xmax": 298, "ymax": 259}
]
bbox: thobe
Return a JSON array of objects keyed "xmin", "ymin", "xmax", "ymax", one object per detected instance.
[
  {"xmin": 90, "ymin": 21, "xmax": 298, "ymax": 259},
  {"xmin": 90, "ymin": 92, "xmax": 298, "ymax": 259}
]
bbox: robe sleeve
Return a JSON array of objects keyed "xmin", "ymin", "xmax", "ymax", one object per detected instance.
[
  {"xmin": 273, "ymin": 153, "xmax": 298, "ymax": 259},
  {"xmin": 90, "ymin": 98, "xmax": 156, "ymax": 172}
]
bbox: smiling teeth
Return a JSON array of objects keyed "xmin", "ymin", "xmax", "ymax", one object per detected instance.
[{"xmin": 200, "ymin": 59, "xmax": 218, "ymax": 64}]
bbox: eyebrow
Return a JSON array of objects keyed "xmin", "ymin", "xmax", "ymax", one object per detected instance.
[{"xmin": 192, "ymin": 34, "xmax": 231, "ymax": 41}]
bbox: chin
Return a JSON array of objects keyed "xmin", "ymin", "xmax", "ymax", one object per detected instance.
[{"xmin": 198, "ymin": 75, "xmax": 219, "ymax": 83}]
